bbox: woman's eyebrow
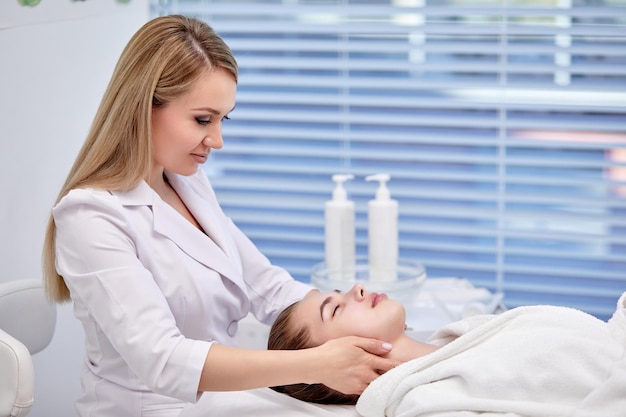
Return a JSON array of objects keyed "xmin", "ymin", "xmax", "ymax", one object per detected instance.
[
  {"xmin": 191, "ymin": 105, "xmax": 236, "ymax": 115},
  {"xmin": 191, "ymin": 106, "xmax": 221, "ymax": 115},
  {"xmin": 319, "ymin": 289, "xmax": 342, "ymax": 322},
  {"xmin": 320, "ymin": 296, "xmax": 332, "ymax": 322}
]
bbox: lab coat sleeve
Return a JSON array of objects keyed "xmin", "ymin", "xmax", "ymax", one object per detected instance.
[
  {"xmin": 53, "ymin": 189, "xmax": 211, "ymax": 403},
  {"xmin": 226, "ymin": 216, "xmax": 314, "ymax": 324}
]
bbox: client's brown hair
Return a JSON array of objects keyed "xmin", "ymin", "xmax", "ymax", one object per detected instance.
[{"xmin": 267, "ymin": 301, "xmax": 360, "ymax": 405}]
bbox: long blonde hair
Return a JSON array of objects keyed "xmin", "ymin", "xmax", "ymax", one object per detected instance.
[{"xmin": 42, "ymin": 15, "xmax": 238, "ymax": 302}]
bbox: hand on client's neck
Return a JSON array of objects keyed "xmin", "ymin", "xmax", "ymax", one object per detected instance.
[{"xmin": 385, "ymin": 334, "xmax": 438, "ymax": 363}]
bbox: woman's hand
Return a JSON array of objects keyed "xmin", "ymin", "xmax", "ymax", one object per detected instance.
[
  {"xmin": 311, "ymin": 336, "xmax": 400, "ymax": 395},
  {"xmin": 200, "ymin": 339, "xmax": 397, "ymax": 393}
]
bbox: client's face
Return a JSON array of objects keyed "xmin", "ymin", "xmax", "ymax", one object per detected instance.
[{"xmin": 292, "ymin": 284, "xmax": 406, "ymax": 346}]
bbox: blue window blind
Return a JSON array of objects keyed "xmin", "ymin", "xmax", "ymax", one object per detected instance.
[{"xmin": 151, "ymin": 0, "xmax": 626, "ymax": 320}]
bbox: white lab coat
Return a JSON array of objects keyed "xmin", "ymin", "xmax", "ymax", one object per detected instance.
[{"xmin": 53, "ymin": 169, "xmax": 313, "ymax": 417}]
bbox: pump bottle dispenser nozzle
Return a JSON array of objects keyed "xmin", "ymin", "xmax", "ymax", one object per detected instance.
[
  {"xmin": 365, "ymin": 174, "xmax": 391, "ymax": 200},
  {"xmin": 331, "ymin": 174, "xmax": 354, "ymax": 201}
]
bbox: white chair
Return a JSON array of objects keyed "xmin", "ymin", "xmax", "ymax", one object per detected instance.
[{"xmin": 0, "ymin": 280, "xmax": 56, "ymax": 417}]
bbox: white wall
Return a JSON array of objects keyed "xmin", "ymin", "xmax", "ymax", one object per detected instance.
[{"xmin": 0, "ymin": 5, "xmax": 149, "ymax": 416}]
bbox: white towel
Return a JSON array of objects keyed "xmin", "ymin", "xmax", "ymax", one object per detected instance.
[
  {"xmin": 572, "ymin": 291, "xmax": 626, "ymax": 417},
  {"xmin": 357, "ymin": 292, "xmax": 626, "ymax": 417}
]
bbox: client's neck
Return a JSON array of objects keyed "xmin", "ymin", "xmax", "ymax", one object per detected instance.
[{"xmin": 386, "ymin": 333, "xmax": 438, "ymax": 363}]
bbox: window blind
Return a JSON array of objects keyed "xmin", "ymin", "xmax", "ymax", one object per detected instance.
[{"xmin": 151, "ymin": 0, "xmax": 626, "ymax": 320}]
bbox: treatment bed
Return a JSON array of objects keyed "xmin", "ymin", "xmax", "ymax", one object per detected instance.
[
  {"xmin": 182, "ymin": 285, "xmax": 625, "ymax": 417},
  {"xmin": 180, "ymin": 387, "xmax": 359, "ymax": 416}
]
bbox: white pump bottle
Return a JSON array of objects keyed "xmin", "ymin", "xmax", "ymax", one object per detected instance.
[
  {"xmin": 325, "ymin": 174, "xmax": 355, "ymax": 281},
  {"xmin": 366, "ymin": 174, "xmax": 398, "ymax": 282}
]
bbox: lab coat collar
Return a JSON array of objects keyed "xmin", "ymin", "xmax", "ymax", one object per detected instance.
[
  {"xmin": 114, "ymin": 176, "xmax": 241, "ymax": 281},
  {"xmin": 165, "ymin": 172, "xmax": 233, "ymax": 257}
]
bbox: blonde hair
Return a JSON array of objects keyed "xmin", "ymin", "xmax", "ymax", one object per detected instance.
[{"xmin": 42, "ymin": 15, "xmax": 238, "ymax": 302}]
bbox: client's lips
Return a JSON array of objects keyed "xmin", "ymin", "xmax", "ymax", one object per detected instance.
[
  {"xmin": 372, "ymin": 293, "xmax": 387, "ymax": 308},
  {"xmin": 191, "ymin": 153, "xmax": 208, "ymax": 163}
]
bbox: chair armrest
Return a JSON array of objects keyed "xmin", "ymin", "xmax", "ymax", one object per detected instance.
[{"xmin": 0, "ymin": 328, "xmax": 34, "ymax": 417}]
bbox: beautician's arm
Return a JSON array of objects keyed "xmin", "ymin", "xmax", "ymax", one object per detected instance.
[{"xmin": 200, "ymin": 336, "xmax": 397, "ymax": 395}]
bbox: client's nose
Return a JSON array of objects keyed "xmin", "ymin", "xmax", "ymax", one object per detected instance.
[{"xmin": 351, "ymin": 283, "xmax": 366, "ymax": 301}]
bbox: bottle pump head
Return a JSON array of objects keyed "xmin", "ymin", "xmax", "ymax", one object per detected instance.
[
  {"xmin": 365, "ymin": 173, "xmax": 391, "ymax": 200},
  {"xmin": 331, "ymin": 174, "xmax": 354, "ymax": 201}
]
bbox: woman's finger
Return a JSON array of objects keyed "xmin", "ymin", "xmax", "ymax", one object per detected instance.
[{"xmin": 348, "ymin": 335, "xmax": 393, "ymax": 355}]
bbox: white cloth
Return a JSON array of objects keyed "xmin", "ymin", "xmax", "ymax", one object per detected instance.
[
  {"xmin": 357, "ymin": 291, "xmax": 626, "ymax": 417},
  {"xmin": 53, "ymin": 169, "xmax": 313, "ymax": 417},
  {"xmin": 180, "ymin": 388, "xmax": 359, "ymax": 417}
]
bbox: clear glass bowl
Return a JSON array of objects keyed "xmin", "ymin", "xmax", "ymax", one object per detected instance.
[{"xmin": 310, "ymin": 256, "xmax": 427, "ymax": 304}]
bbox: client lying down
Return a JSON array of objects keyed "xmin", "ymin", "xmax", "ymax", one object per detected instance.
[{"xmin": 268, "ymin": 284, "xmax": 626, "ymax": 417}]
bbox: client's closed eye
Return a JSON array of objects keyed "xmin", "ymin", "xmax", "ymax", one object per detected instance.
[{"xmin": 320, "ymin": 289, "xmax": 343, "ymax": 321}]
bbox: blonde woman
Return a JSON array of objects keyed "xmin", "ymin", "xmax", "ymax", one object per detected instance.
[{"xmin": 42, "ymin": 15, "xmax": 398, "ymax": 417}]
